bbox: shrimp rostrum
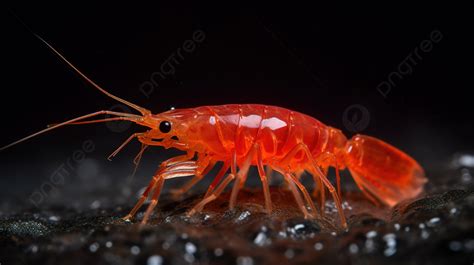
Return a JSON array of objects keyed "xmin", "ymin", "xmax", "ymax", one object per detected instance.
[{"xmin": 1, "ymin": 36, "xmax": 427, "ymax": 229}]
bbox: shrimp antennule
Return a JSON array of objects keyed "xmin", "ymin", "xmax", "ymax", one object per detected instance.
[
  {"xmin": 0, "ymin": 111, "xmax": 141, "ymax": 151},
  {"xmin": 34, "ymin": 34, "xmax": 150, "ymax": 115},
  {"xmin": 0, "ymin": 34, "xmax": 154, "ymax": 152}
]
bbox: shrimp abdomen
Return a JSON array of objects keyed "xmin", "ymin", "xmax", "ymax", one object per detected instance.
[{"xmin": 344, "ymin": 135, "xmax": 427, "ymax": 206}]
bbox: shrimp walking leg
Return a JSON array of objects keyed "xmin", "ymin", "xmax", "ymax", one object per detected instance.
[
  {"xmin": 312, "ymin": 169, "xmax": 326, "ymax": 215},
  {"xmin": 204, "ymin": 161, "xmax": 230, "ymax": 197},
  {"xmin": 229, "ymin": 146, "xmax": 257, "ymax": 210},
  {"xmin": 279, "ymin": 143, "xmax": 347, "ymax": 227},
  {"xmin": 299, "ymin": 144, "xmax": 347, "ymax": 228},
  {"xmin": 141, "ymin": 165, "xmax": 197, "ymax": 224},
  {"xmin": 271, "ymin": 166, "xmax": 311, "ymax": 218},
  {"xmin": 123, "ymin": 154, "xmax": 195, "ymax": 221},
  {"xmin": 314, "ymin": 152, "xmax": 343, "ymax": 198},
  {"xmin": 187, "ymin": 173, "xmax": 237, "ymax": 215},
  {"xmin": 286, "ymin": 176, "xmax": 312, "ymax": 218},
  {"xmin": 310, "ymin": 166, "xmax": 347, "ymax": 228},
  {"xmin": 122, "ymin": 172, "xmax": 159, "ymax": 221},
  {"xmin": 256, "ymin": 144, "xmax": 273, "ymax": 213},
  {"xmin": 141, "ymin": 176, "xmax": 165, "ymax": 224},
  {"xmin": 298, "ymin": 151, "xmax": 347, "ymax": 228},
  {"xmin": 170, "ymin": 155, "xmax": 214, "ymax": 197},
  {"xmin": 285, "ymin": 171, "xmax": 318, "ymax": 217}
]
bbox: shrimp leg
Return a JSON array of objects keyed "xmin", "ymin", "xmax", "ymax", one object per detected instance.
[
  {"xmin": 187, "ymin": 173, "xmax": 236, "ymax": 215},
  {"xmin": 285, "ymin": 174, "xmax": 312, "ymax": 218},
  {"xmin": 204, "ymin": 161, "xmax": 230, "ymax": 197},
  {"xmin": 287, "ymin": 143, "xmax": 347, "ymax": 228},
  {"xmin": 272, "ymin": 166, "xmax": 317, "ymax": 218},
  {"xmin": 229, "ymin": 145, "xmax": 258, "ymax": 210},
  {"xmin": 170, "ymin": 156, "xmax": 215, "ymax": 197},
  {"xmin": 141, "ymin": 164, "xmax": 198, "ymax": 224},
  {"xmin": 122, "ymin": 153, "xmax": 195, "ymax": 221},
  {"xmin": 188, "ymin": 148, "xmax": 255, "ymax": 214},
  {"xmin": 256, "ymin": 144, "xmax": 273, "ymax": 213},
  {"xmin": 314, "ymin": 152, "xmax": 343, "ymax": 199}
]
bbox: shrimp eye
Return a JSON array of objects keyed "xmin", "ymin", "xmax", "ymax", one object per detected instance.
[{"xmin": 159, "ymin": 121, "xmax": 172, "ymax": 133}]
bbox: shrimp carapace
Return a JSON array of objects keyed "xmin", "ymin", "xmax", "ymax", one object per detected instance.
[{"xmin": 1, "ymin": 35, "xmax": 428, "ymax": 229}]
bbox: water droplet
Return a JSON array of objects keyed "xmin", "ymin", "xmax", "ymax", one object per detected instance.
[
  {"xmin": 427, "ymin": 217, "xmax": 440, "ymax": 227},
  {"xmin": 461, "ymin": 168, "xmax": 472, "ymax": 183},
  {"xmin": 366, "ymin": 231, "xmax": 377, "ymax": 238},
  {"xmin": 383, "ymin": 233, "xmax": 397, "ymax": 256},
  {"xmin": 30, "ymin": 244, "xmax": 39, "ymax": 253},
  {"xmin": 284, "ymin": 249, "xmax": 295, "ymax": 259},
  {"xmin": 349, "ymin": 243, "xmax": 359, "ymax": 254},
  {"xmin": 105, "ymin": 241, "xmax": 113, "ymax": 248},
  {"xmin": 314, "ymin": 242, "xmax": 324, "ymax": 251},
  {"xmin": 365, "ymin": 239, "xmax": 375, "ymax": 253},
  {"xmin": 48, "ymin": 216, "xmax": 60, "ymax": 222},
  {"xmin": 214, "ymin": 248, "xmax": 223, "ymax": 256},
  {"xmin": 162, "ymin": 242, "xmax": 170, "ymax": 250},
  {"xmin": 89, "ymin": 242, "xmax": 99, "ymax": 253},
  {"xmin": 253, "ymin": 231, "xmax": 270, "ymax": 246},
  {"xmin": 464, "ymin": 239, "xmax": 474, "ymax": 251},
  {"xmin": 184, "ymin": 253, "xmax": 195, "ymax": 263},
  {"xmin": 90, "ymin": 200, "xmax": 101, "ymax": 210},
  {"xmin": 185, "ymin": 242, "xmax": 197, "ymax": 254},
  {"xmin": 294, "ymin": 224, "xmax": 305, "ymax": 230},
  {"xmin": 237, "ymin": 211, "xmax": 251, "ymax": 221},
  {"xmin": 237, "ymin": 256, "xmax": 254, "ymax": 265},
  {"xmin": 421, "ymin": 230, "xmax": 430, "ymax": 239},
  {"xmin": 452, "ymin": 154, "xmax": 474, "ymax": 168},
  {"xmin": 131, "ymin": 245, "xmax": 141, "ymax": 255},
  {"xmin": 278, "ymin": 231, "xmax": 287, "ymax": 238},
  {"xmin": 450, "ymin": 208, "xmax": 458, "ymax": 215},
  {"xmin": 394, "ymin": 223, "xmax": 401, "ymax": 231},
  {"xmin": 384, "ymin": 247, "xmax": 396, "ymax": 256},
  {"xmin": 342, "ymin": 201, "xmax": 353, "ymax": 210},
  {"xmin": 285, "ymin": 219, "xmax": 320, "ymax": 239},
  {"xmin": 449, "ymin": 241, "xmax": 462, "ymax": 251},
  {"xmin": 147, "ymin": 255, "xmax": 163, "ymax": 265}
]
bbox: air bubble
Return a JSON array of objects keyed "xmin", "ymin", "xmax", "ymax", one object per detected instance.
[
  {"xmin": 131, "ymin": 245, "xmax": 141, "ymax": 255},
  {"xmin": 236, "ymin": 256, "xmax": 254, "ymax": 265},
  {"xmin": 89, "ymin": 242, "xmax": 99, "ymax": 253},
  {"xmin": 349, "ymin": 243, "xmax": 359, "ymax": 254},
  {"xmin": 214, "ymin": 248, "xmax": 223, "ymax": 256},
  {"xmin": 314, "ymin": 242, "xmax": 324, "ymax": 251},
  {"xmin": 147, "ymin": 255, "xmax": 163, "ymax": 265}
]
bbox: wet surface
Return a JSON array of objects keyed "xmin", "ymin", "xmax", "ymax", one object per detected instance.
[{"xmin": 1, "ymin": 156, "xmax": 473, "ymax": 265}]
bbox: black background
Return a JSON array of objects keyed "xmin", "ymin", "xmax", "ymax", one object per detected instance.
[{"xmin": 1, "ymin": 3, "xmax": 472, "ymax": 199}]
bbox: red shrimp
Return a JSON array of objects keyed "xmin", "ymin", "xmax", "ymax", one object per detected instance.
[{"xmin": 1, "ymin": 35, "xmax": 428, "ymax": 229}]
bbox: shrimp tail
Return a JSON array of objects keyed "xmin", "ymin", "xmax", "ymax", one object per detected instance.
[{"xmin": 344, "ymin": 135, "xmax": 427, "ymax": 207}]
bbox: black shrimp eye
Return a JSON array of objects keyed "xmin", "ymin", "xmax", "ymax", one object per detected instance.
[{"xmin": 159, "ymin": 121, "xmax": 172, "ymax": 133}]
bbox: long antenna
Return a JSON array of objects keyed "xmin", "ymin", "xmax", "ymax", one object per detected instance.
[
  {"xmin": 34, "ymin": 34, "xmax": 150, "ymax": 115},
  {"xmin": 0, "ymin": 111, "xmax": 141, "ymax": 151}
]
